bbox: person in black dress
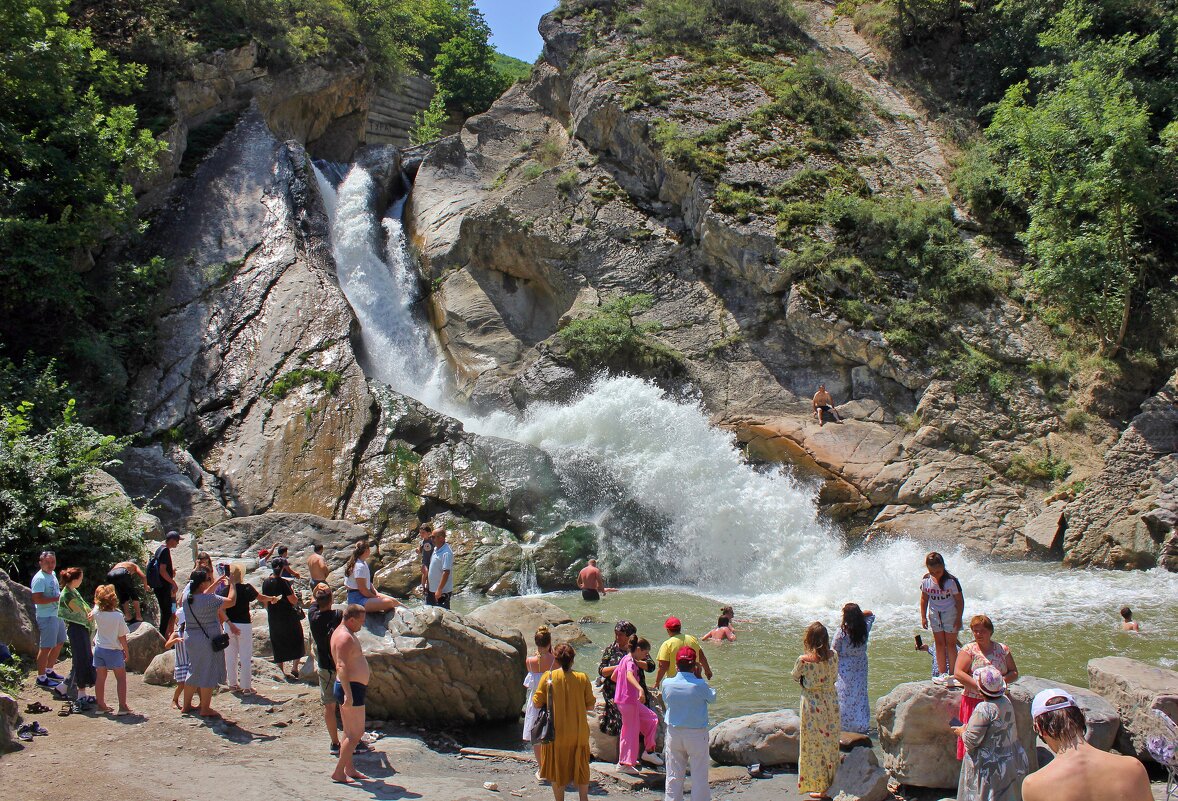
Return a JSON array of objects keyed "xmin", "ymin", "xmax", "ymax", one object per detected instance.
[{"xmin": 262, "ymin": 558, "xmax": 305, "ymax": 680}]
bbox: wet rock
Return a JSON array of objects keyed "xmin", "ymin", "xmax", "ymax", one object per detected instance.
[
  {"xmin": 126, "ymin": 622, "xmax": 167, "ymax": 673},
  {"xmin": 709, "ymin": 709, "xmax": 800, "ymax": 766},
  {"xmin": 360, "ymin": 607, "xmax": 526, "ymax": 725},
  {"xmin": 532, "ymin": 522, "xmax": 599, "ymax": 590},
  {"xmin": 1087, "ymin": 657, "xmax": 1178, "ymax": 759},
  {"xmin": 0, "ymin": 569, "xmax": 38, "ymax": 658},
  {"xmin": 1064, "ymin": 372, "xmax": 1178, "ymax": 571},
  {"xmin": 467, "ymin": 597, "xmax": 591, "ymax": 648}
]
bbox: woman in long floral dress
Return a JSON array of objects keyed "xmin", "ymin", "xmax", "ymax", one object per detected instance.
[
  {"xmin": 792, "ymin": 621, "xmax": 841, "ymax": 800},
  {"xmin": 952, "ymin": 665, "xmax": 1028, "ymax": 801},
  {"xmin": 832, "ymin": 602, "xmax": 875, "ymax": 734}
]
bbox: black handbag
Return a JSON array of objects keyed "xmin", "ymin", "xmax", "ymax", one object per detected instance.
[
  {"xmin": 529, "ymin": 672, "xmax": 556, "ymax": 744},
  {"xmin": 189, "ymin": 597, "xmax": 230, "ymax": 652}
]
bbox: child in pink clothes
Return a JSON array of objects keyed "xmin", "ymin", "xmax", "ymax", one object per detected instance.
[{"xmin": 614, "ymin": 636, "xmax": 661, "ymax": 773}]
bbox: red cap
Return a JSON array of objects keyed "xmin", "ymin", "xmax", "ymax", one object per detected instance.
[
  {"xmin": 676, "ymin": 646, "xmax": 697, "ymax": 663},
  {"xmin": 665, "ymin": 616, "xmax": 681, "ymax": 630}
]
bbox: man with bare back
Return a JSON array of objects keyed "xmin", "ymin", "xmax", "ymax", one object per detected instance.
[{"xmin": 330, "ymin": 604, "xmax": 370, "ymax": 784}]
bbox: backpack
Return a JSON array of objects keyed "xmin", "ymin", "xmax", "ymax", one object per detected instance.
[{"xmin": 146, "ymin": 544, "xmax": 166, "ymax": 589}]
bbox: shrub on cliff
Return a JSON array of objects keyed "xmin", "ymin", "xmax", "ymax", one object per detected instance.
[
  {"xmin": 0, "ymin": 365, "xmax": 143, "ymax": 591},
  {"xmin": 558, "ymin": 294, "xmax": 680, "ymax": 372}
]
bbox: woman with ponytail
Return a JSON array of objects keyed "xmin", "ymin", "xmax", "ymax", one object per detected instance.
[
  {"xmin": 343, "ymin": 541, "xmax": 401, "ymax": 613},
  {"xmin": 614, "ymin": 635, "xmax": 663, "ymax": 774}
]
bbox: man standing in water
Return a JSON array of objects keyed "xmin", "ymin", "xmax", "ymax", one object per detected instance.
[
  {"xmin": 1023, "ymin": 689, "xmax": 1151, "ymax": 801},
  {"xmin": 577, "ymin": 558, "xmax": 606, "ymax": 601},
  {"xmin": 812, "ymin": 384, "xmax": 843, "ymax": 426},
  {"xmin": 417, "ymin": 523, "xmax": 434, "ymax": 598},
  {"xmin": 330, "ymin": 604, "xmax": 370, "ymax": 784}
]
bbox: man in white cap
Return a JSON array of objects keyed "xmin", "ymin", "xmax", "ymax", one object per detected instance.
[{"xmin": 1023, "ymin": 688, "xmax": 1151, "ymax": 801}]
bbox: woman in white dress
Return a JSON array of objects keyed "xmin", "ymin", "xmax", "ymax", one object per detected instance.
[{"xmin": 523, "ymin": 625, "xmax": 556, "ymax": 781}]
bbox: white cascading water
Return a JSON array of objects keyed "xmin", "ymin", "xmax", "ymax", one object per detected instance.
[{"xmin": 313, "ymin": 161, "xmax": 1178, "ymax": 629}]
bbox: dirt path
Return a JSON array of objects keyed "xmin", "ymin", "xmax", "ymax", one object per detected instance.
[{"xmin": 3, "ymin": 660, "xmax": 820, "ymax": 801}]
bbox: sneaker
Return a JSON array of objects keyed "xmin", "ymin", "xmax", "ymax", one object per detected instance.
[
  {"xmin": 944, "ymin": 676, "xmax": 960, "ymax": 688},
  {"xmin": 354, "ymin": 741, "xmax": 373, "ymax": 754},
  {"xmin": 641, "ymin": 751, "xmax": 665, "ymax": 767},
  {"xmin": 45, "ymin": 669, "xmax": 65, "ymax": 681},
  {"xmin": 932, "ymin": 673, "xmax": 948, "ymax": 685},
  {"xmin": 35, "ymin": 676, "xmax": 61, "ymax": 689},
  {"xmin": 616, "ymin": 763, "xmax": 641, "ymax": 775},
  {"xmin": 329, "ymin": 742, "xmax": 341, "ymax": 756}
]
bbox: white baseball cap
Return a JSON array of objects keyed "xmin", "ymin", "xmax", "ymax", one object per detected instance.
[{"xmin": 1032, "ymin": 688, "xmax": 1078, "ymax": 719}]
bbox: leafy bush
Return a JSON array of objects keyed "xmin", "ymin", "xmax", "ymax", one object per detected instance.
[
  {"xmin": 641, "ymin": 0, "xmax": 803, "ymax": 51},
  {"xmin": 558, "ymin": 294, "xmax": 678, "ymax": 370},
  {"xmin": 1005, "ymin": 451, "xmax": 1072, "ymax": 484},
  {"xmin": 0, "ymin": 388, "xmax": 144, "ymax": 591},
  {"xmin": 556, "ymin": 170, "xmax": 580, "ymax": 195},
  {"xmin": 410, "ymin": 93, "xmax": 449, "ymax": 145}
]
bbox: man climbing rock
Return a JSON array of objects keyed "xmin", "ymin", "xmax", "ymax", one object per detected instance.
[{"xmin": 812, "ymin": 384, "xmax": 843, "ymax": 426}]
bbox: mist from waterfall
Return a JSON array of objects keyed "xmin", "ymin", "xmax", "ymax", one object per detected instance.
[{"xmin": 310, "ymin": 161, "xmax": 1178, "ymax": 622}]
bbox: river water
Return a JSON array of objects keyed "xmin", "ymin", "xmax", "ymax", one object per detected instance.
[{"xmin": 314, "ymin": 161, "xmax": 1178, "ymax": 724}]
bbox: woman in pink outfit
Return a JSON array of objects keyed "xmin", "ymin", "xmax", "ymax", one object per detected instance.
[{"xmin": 614, "ymin": 635, "xmax": 661, "ymax": 774}]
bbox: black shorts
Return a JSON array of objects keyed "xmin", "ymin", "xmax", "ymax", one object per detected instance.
[
  {"xmin": 107, "ymin": 569, "xmax": 139, "ymax": 604},
  {"xmin": 426, "ymin": 592, "xmax": 452, "ymax": 610},
  {"xmin": 581, "ymin": 589, "xmax": 601, "ymax": 601},
  {"xmin": 333, "ymin": 680, "xmax": 367, "ymax": 706}
]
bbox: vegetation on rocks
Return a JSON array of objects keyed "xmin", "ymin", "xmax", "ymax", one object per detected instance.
[
  {"xmin": 265, "ymin": 368, "xmax": 344, "ymax": 400},
  {"xmin": 0, "ymin": 364, "xmax": 142, "ymax": 589},
  {"xmin": 558, "ymin": 294, "xmax": 680, "ymax": 371}
]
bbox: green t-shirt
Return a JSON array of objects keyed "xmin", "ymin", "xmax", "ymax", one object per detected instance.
[
  {"xmin": 657, "ymin": 633, "xmax": 703, "ymax": 679},
  {"xmin": 58, "ymin": 585, "xmax": 94, "ymax": 632}
]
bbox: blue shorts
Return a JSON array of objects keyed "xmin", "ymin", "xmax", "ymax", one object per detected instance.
[
  {"xmin": 93, "ymin": 646, "xmax": 126, "ymax": 670},
  {"xmin": 37, "ymin": 616, "xmax": 67, "ymax": 649},
  {"xmin": 346, "ymin": 589, "xmax": 367, "ymax": 607},
  {"xmin": 333, "ymin": 680, "xmax": 367, "ymax": 707}
]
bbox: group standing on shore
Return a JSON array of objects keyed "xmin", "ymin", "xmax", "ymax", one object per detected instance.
[{"xmin": 18, "ymin": 537, "xmax": 1166, "ymax": 801}]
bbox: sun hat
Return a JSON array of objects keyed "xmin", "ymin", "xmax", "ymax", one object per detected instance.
[
  {"xmin": 973, "ymin": 665, "xmax": 1007, "ymax": 697},
  {"xmin": 676, "ymin": 646, "xmax": 697, "ymax": 663},
  {"xmin": 665, "ymin": 616, "xmax": 682, "ymax": 630},
  {"xmin": 1032, "ymin": 688, "xmax": 1078, "ymax": 719}
]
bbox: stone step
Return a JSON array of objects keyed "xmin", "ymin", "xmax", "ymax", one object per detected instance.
[
  {"xmin": 370, "ymin": 95, "xmax": 427, "ymax": 115},
  {"xmin": 368, "ymin": 101, "xmax": 423, "ymax": 123}
]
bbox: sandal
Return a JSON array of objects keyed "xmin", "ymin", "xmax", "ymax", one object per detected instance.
[
  {"xmin": 58, "ymin": 704, "xmax": 72, "ymax": 716},
  {"xmin": 25, "ymin": 701, "xmax": 50, "ymax": 714}
]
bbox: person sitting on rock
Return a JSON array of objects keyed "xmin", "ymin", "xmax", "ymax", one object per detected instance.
[
  {"xmin": 812, "ymin": 384, "xmax": 843, "ymax": 426},
  {"xmin": 1023, "ymin": 688, "xmax": 1151, "ymax": 801},
  {"xmin": 1119, "ymin": 606, "xmax": 1141, "ymax": 632}
]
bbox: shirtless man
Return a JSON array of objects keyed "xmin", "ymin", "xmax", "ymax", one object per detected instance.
[
  {"xmin": 330, "ymin": 604, "xmax": 370, "ymax": 784},
  {"xmin": 812, "ymin": 384, "xmax": 842, "ymax": 426},
  {"xmin": 307, "ymin": 543, "xmax": 330, "ymax": 585},
  {"xmin": 577, "ymin": 558, "xmax": 605, "ymax": 601},
  {"xmin": 1022, "ymin": 688, "xmax": 1151, "ymax": 801}
]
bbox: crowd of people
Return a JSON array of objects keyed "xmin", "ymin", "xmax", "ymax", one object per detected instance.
[{"xmin": 19, "ymin": 534, "xmax": 1164, "ymax": 801}]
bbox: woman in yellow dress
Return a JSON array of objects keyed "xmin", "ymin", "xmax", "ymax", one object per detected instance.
[
  {"xmin": 792, "ymin": 621, "xmax": 841, "ymax": 800},
  {"xmin": 532, "ymin": 643, "xmax": 596, "ymax": 801}
]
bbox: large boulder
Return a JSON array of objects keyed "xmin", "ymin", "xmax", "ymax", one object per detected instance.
[
  {"xmin": 144, "ymin": 649, "xmax": 177, "ymax": 686},
  {"xmin": 876, "ymin": 681, "xmax": 1037, "ymax": 789},
  {"xmin": 709, "ymin": 709, "xmax": 800, "ymax": 766},
  {"xmin": 0, "ymin": 569, "xmax": 38, "ymax": 657},
  {"xmin": 199, "ymin": 513, "xmax": 368, "ymax": 577},
  {"xmin": 828, "ymin": 746, "xmax": 890, "ymax": 801},
  {"xmin": 359, "ymin": 607, "xmax": 527, "ymax": 725},
  {"xmin": 466, "ymin": 597, "xmax": 591, "ymax": 649},
  {"xmin": 532, "ymin": 522, "xmax": 599, "ymax": 590},
  {"xmin": 587, "ymin": 707, "xmax": 619, "ymax": 763},
  {"xmin": 126, "ymin": 622, "xmax": 167, "ymax": 673},
  {"xmin": 1015, "ymin": 676, "xmax": 1120, "ymax": 751},
  {"xmin": 107, "ymin": 445, "xmax": 231, "ymax": 534},
  {"xmin": 1088, "ymin": 657, "xmax": 1178, "ymax": 759}
]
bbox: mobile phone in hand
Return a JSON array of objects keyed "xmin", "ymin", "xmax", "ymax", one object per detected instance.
[
  {"xmin": 950, "ymin": 717, "xmax": 962, "ymax": 728},
  {"xmin": 915, "ymin": 634, "xmax": 923, "ymax": 649}
]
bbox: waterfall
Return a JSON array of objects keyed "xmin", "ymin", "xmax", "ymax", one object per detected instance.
[
  {"xmin": 517, "ymin": 543, "xmax": 541, "ymax": 596},
  {"xmin": 310, "ymin": 159, "xmax": 1178, "ymax": 622}
]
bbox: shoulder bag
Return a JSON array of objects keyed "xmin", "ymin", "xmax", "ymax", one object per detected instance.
[
  {"xmin": 529, "ymin": 671, "xmax": 556, "ymax": 744},
  {"xmin": 189, "ymin": 596, "xmax": 230, "ymax": 652}
]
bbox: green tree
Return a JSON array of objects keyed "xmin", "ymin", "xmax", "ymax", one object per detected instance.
[
  {"xmin": 429, "ymin": 5, "xmax": 509, "ymax": 114},
  {"xmin": 986, "ymin": 7, "xmax": 1168, "ymax": 357},
  {"xmin": 0, "ymin": 0, "xmax": 163, "ymax": 361}
]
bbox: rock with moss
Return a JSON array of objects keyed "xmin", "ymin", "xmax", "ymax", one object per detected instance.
[{"xmin": 532, "ymin": 522, "xmax": 600, "ymax": 590}]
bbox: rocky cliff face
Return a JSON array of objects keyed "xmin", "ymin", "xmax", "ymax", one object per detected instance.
[{"xmin": 403, "ymin": 0, "xmax": 1172, "ymax": 569}]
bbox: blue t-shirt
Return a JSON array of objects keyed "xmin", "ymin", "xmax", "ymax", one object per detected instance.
[
  {"xmin": 660, "ymin": 672, "xmax": 716, "ymax": 728},
  {"xmin": 30, "ymin": 570, "xmax": 61, "ymax": 620},
  {"xmin": 427, "ymin": 543, "xmax": 454, "ymax": 594}
]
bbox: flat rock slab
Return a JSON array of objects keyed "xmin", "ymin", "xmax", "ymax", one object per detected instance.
[
  {"xmin": 1088, "ymin": 657, "xmax": 1178, "ymax": 759},
  {"xmin": 1016, "ymin": 675, "xmax": 1121, "ymax": 751}
]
